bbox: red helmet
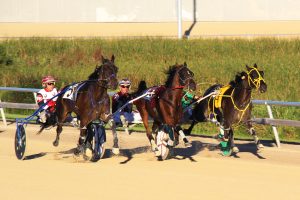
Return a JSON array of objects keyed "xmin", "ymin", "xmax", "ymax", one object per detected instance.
[{"xmin": 42, "ymin": 75, "xmax": 57, "ymax": 84}]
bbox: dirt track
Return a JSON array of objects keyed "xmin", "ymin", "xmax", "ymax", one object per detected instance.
[{"xmin": 1, "ymin": 123, "xmax": 300, "ymax": 200}]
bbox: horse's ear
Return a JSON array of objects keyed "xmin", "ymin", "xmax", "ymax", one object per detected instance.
[
  {"xmin": 254, "ymin": 63, "xmax": 258, "ymax": 68},
  {"xmin": 111, "ymin": 54, "xmax": 115, "ymax": 63},
  {"xmin": 184, "ymin": 62, "xmax": 187, "ymax": 67},
  {"xmin": 246, "ymin": 64, "xmax": 251, "ymax": 71}
]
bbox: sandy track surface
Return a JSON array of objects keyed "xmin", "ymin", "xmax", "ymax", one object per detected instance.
[{"xmin": 1, "ymin": 123, "xmax": 300, "ymax": 200}]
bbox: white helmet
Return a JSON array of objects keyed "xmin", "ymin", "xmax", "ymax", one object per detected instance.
[{"xmin": 119, "ymin": 78, "xmax": 131, "ymax": 86}]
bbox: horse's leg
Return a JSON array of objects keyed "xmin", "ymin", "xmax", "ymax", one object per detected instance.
[
  {"xmin": 184, "ymin": 120, "xmax": 196, "ymax": 136},
  {"xmin": 228, "ymin": 128, "xmax": 239, "ymax": 153},
  {"xmin": 53, "ymin": 110, "xmax": 68, "ymax": 147},
  {"xmin": 214, "ymin": 112, "xmax": 226, "ymax": 140},
  {"xmin": 145, "ymin": 118, "xmax": 159, "ymax": 156},
  {"xmin": 247, "ymin": 121, "xmax": 264, "ymax": 151},
  {"xmin": 175, "ymin": 126, "xmax": 192, "ymax": 147},
  {"xmin": 74, "ymin": 122, "xmax": 88, "ymax": 156},
  {"xmin": 108, "ymin": 119, "xmax": 120, "ymax": 155}
]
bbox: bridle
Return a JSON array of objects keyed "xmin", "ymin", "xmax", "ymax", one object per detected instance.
[
  {"xmin": 173, "ymin": 66, "xmax": 194, "ymax": 90},
  {"xmin": 96, "ymin": 63, "xmax": 117, "ymax": 88},
  {"xmin": 246, "ymin": 67, "xmax": 265, "ymax": 90}
]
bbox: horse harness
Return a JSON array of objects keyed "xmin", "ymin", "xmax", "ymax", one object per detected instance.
[{"xmin": 208, "ymin": 67, "xmax": 265, "ymax": 125}]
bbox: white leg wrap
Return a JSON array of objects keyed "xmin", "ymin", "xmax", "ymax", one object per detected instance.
[
  {"xmin": 219, "ymin": 126, "xmax": 225, "ymax": 136},
  {"xmin": 178, "ymin": 130, "xmax": 186, "ymax": 139}
]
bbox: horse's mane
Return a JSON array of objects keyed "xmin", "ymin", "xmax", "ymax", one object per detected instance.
[
  {"xmin": 229, "ymin": 71, "xmax": 247, "ymax": 87},
  {"xmin": 88, "ymin": 66, "xmax": 102, "ymax": 80},
  {"xmin": 165, "ymin": 65, "xmax": 180, "ymax": 87}
]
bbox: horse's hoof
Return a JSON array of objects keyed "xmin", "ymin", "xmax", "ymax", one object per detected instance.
[
  {"xmin": 53, "ymin": 140, "xmax": 59, "ymax": 147},
  {"xmin": 232, "ymin": 146, "xmax": 239, "ymax": 153},
  {"xmin": 257, "ymin": 143, "xmax": 264, "ymax": 149},
  {"xmin": 74, "ymin": 146, "xmax": 83, "ymax": 156},
  {"xmin": 184, "ymin": 142, "xmax": 192, "ymax": 148},
  {"xmin": 112, "ymin": 147, "xmax": 120, "ymax": 155},
  {"xmin": 154, "ymin": 149, "xmax": 161, "ymax": 157},
  {"xmin": 257, "ymin": 144, "xmax": 264, "ymax": 152}
]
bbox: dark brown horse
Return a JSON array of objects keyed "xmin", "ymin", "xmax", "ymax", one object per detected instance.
[
  {"xmin": 134, "ymin": 63, "xmax": 196, "ymax": 156},
  {"xmin": 185, "ymin": 64, "xmax": 267, "ymax": 155},
  {"xmin": 53, "ymin": 55, "xmax": 118, "ymax": 154}
]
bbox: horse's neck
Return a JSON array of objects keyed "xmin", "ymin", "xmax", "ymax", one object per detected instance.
[
  {"xmin": 232, "ymin": 84, "xmax": 252, "ymax": 107},
  {"xmin": 92, "ymin": 83, "xmax": 107, "ymax": 99}
]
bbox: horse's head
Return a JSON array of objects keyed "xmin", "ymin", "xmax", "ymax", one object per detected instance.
[
  {"xmin": 89, "ymin": 55, "xmax": 119, "ymax": 89},
  {"xmin": 166, "ymin": 62, "xmax": 196, "ymax": 91},
  {"xmin": 245, "ymin": 64, "xmax": 267, "ymax": 93},
  {"xmin": 177, "ymin": 62, "xmax": 196, "ymax": 91}
]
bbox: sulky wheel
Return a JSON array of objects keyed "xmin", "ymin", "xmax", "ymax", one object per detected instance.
[{"xmin": 15, "ymin": 125, "xmax": 27, "ymax": 160}]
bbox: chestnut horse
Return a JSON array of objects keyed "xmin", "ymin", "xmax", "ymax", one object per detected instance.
[
  {"xmin": 185, "ymin": 64, "xmax": 267, "ymax": 155},
  {"xmin": 53, "ymin": 55, "xmax": 118, "ymax": 155},
  {"xmin": 134, "ymin": 63, "xmax": 196, "ymax": 156}
]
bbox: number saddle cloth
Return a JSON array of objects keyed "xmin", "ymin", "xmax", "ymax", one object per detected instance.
[
  {"xmin": 62, "ymin": 82, "xmax": 86, "ymax": 102},
  {"xmin": 143, "ymin": 85, "xmax": 167, "ymax": 108}
]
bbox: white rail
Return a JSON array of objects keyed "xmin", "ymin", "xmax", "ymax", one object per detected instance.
[{"xmin": 0, "ymin": 87, "xmax": 299, "ymax": 147}]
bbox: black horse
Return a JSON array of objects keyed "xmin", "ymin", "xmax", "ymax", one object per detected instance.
[
  {"xmin": 134, "ymin": 63, "xmax": 196, "ymax": 156},
  {"xmin": 52, "ymin": 55, "xmax": 118, "ymax": 156},
  {"xmin": 185, "ymin": 64, "xmax": 267, "ymax": 155}
]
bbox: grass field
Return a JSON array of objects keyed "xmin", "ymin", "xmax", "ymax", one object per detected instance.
[{"xmin": 0, "ymin": 38, "xmax": 299, "ymax": 141}]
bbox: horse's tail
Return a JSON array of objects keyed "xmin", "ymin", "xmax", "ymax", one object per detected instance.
[
  {"xmin": 36, "ymin": 113, "xmax": 57, "ymax": 134},
  {"xmin": 203, "ymin": 84, "xmax": 222, "ymax": 96},
  {"xmin": 131, "ymin": 80, "xmax": 147, "ymax": 98}
]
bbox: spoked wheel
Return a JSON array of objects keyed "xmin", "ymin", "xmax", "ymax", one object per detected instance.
[
  {"xmin": 89, "ymin": 142, "xmax": 106, "ymax": 162},
  {"xmin": 15, "ymin": 124, "xmax": 26, "ymax": 160},
  {"xmin": 156, "ymin": 130, "xmax": 172, "ymax": 160},
  {"xmin": 86, "ymin": 123, "xmax": 106, "ymax": 162}
]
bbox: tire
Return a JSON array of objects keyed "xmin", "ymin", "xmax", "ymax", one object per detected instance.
[
  {"xmin": 90, "ymin": 143, "xmax": 105, "ymax": 162},
  {"xmin": 88, "ymin": 123, "xmax": 106, "ymax": 162},
  {"xmin": 15, "ymin": 125, "xmax": 26, "ymax": 160}
]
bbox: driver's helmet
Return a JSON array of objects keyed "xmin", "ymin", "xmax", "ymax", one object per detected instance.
[
  {"xmin": 42, "ymin": 75, "xmax": 57, "ymax": 86},
  {"xmin": 119, "ymin": 78, "xmax": 131, "ymax": 87}
]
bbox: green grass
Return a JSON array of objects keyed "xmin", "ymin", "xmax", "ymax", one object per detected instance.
[{"xmin": 0, "ymin": 38, "xmax": 299, "ymax": 141}]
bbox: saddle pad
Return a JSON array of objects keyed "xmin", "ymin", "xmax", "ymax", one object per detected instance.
[
  {"xmin": 62, "ymin": 82, "xmax": 86, "ymax": 101},
  {"xmin": 143, "ymin": 86, "xmax": 166, "ymax": 108},
  {"xmin": 214, "ymin": 85, "xmax": 231, "ymax": 108}
]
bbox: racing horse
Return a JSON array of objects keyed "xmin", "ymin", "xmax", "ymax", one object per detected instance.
[
  {"xmin": 53, "ymin": 55, "xmax": 118, "ymax": 155},
  {"xmin": 134, "ymin": 63, "xmax": 196, "ymax": 157},
  {"xmin": 184, "ymin": 64, "xmax": 267, "ymax": 155}
]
